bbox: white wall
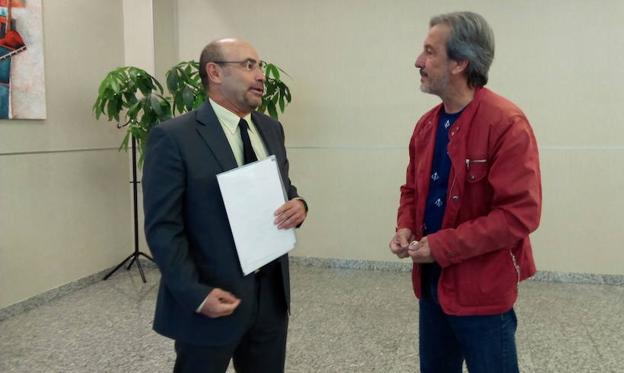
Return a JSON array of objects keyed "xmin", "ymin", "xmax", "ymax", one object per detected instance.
[
  {"xmin": 173, "ymin": 0, "xmax": 624, "ymax": 276},
  {"xmin": 0, "ymin": 1, "xmax": 131, "ymax": 309}
]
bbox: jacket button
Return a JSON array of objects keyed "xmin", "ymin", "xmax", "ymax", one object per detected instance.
[
  {"xmin": 451, "ymin": 195, "xmax": 459, "ymax": 201},
  {"xmin": 469, "ymin": 175, "xmax": 476, "ymax": 180}
]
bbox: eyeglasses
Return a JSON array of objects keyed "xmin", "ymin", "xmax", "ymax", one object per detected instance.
[{"xmin": 212, "ymin": 59, "xmax": 267, "ymax": 72}]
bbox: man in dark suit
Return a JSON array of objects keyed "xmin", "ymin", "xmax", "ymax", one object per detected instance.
[{"xmin": 142, "ymin": 38, "xmax": 308, "ymax": 373}]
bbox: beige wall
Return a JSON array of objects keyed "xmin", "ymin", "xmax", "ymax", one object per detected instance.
[
  {"xmin": 0, "ymin": 1, "xmax": 131, "ymax": 308},
  {"xmin": 174, "ymin": 0, "xmax": 624, "ymax": 276},
  {"xmin": 153, "ymin": 0, "xmax": 178, "ymax": 83},
  {"xmin": 3, "ymin": 0, "xmax": 620, "ymax": 311}
]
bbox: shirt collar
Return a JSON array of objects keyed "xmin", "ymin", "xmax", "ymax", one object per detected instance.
[{"xmin": 208, "ymin": 98, "xmax": 253, "ymax": 135}]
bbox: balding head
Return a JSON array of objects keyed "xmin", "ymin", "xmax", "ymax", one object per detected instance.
[
  {"xmin": 199, "ymin": 38, "xmax": 256, "ymax": 90},
  {"xmin": 199, "ymin": 38, "xmax": 265, "ymax": 117},
  {"xmin": 199, "ymin": 40, "xmax": 225, "ymax": 90}
]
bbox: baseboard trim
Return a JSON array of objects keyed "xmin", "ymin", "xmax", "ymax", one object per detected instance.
[
  {"xmin": 2, "ymin": 256, "xmax": 622, "ymax": 322},
  {"xmin": 0, "ymin": 261, "xmax": 158, "ymax": 322},
  {"xmin": 289, "ymin": 256, "xmax": 624, "ymax": 286}
]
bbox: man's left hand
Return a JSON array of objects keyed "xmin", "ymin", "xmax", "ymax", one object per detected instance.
[
  {"xmin": 274, "ymin": 199, "xmax": 307, "ymax": 229},
  {"xmin": 408, "ymin": 236, "xmax": 435, "ymax": 263}
]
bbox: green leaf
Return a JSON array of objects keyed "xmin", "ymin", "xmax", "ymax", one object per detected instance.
[
  {"xmin": 106, "ymin": 99, "xmax": 117, "ymax": 120},
  {"xmin": 127, "ymin": 101, "xmax": 142, "ymax": 120},
  {"xmin": 97, "ymin": 78, "xmax": 109, "ymax": 97},
  {"xmin": 124, "ymin": 92, "xmax": 138, "ymax": 107},
  {"xmin": 119, "ymin": 132, "xmax": 130, "ymax": 152},
  {"xmin": 193, "ymin": 93, "xmax": 204, "ymax": 109},
  {"xmin": 284, "ymin": 86, "xmax": 292, "ymax": 102},
  {"xmin": 136, "ymin": 78, "xmax": 150, "ymax": 95},
  {"xmin": 173, "ymin": 93, "xmax": 183, "ymax": 115},
  {"xmin": 149, "ymin": 94, "xmax": 163, "ymax": 117},
  {"xmin": 134, "ymin": 70, "xmax": 159, "ymax": 95},
  {"xmin": 265, "ymin": 81, "xmax": 276, "ymax": 96},
  {"xmin": 166, "ymin": 70, "xmax": 178, "ymax": 92},
  {"xmin": 182, "ymin": 86, "xmax": 194, "ymax": 111},
  {"xmin": 129, "ymin": 68, "xmax": 139, "ymax": 81},
  {"xmin": 267, "ymin": 104, "xmax": 278, "ymax": 119},
  {"xmin": 92, "ymin": 96, "xmax": 103, "ymax": 113},
  {"xmin": 267, "ymin": 64, "xmax": 280, "ymax": 80},
  {"xmin": 156, "ymin": 94, "xmax": 172, "ymax": 120},
  {"xmin": 161, "ymin": 100, "xmax": 173, "ymax": 120}
]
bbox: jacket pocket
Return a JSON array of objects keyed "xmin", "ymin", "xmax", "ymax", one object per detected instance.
[
  {"xmin": 456, "ymin": 250, "xmax": 517, "ymax": 307},
  {"xmin": 465, "ymin": 159, "xmax": 488, "ymax": 182},
  {"xmin": 460, "ymin": 159, "xmax": 492, "ymax": 218}
]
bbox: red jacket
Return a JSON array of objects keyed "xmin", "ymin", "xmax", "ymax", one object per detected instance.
[{"xmin": 397, "ymin": 87, "xmax": 541, "ymax": 315}]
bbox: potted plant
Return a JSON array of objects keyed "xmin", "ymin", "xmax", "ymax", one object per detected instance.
[
  {"xmin": 94, "ymin": 60, "xmax": 292, "ymax": 282},
  {"xmin": 92, "ymin": 60, "xmax": 292, "ymax": 164}
]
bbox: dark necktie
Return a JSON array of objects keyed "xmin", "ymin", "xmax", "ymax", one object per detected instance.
[{"xmin": 239, "ymin": 118, "xmax": 258, "ymax": 164}]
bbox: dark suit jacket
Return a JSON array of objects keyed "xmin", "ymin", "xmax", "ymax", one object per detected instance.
[{"xmin": 142, "ymin": 101, "xmax": 299, "ymax": 347}]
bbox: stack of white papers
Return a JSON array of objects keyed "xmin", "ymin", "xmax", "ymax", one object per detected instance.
[{"xmin": 217, "ymin": 156, "xmax": 296, "ymax": 275}]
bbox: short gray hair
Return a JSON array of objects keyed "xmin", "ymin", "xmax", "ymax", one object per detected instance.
[
  {"xmin": 199, "ymin": 42, "xmax": 225, "ymax": 90},
  {"xmin": 430, "ymin": 11, "xmax": 495, "ymax": 88}
]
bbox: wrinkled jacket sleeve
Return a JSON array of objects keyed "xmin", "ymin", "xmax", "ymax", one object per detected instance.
[
  {"xmin": 142, "ymin": 125, "xmax": 212, "ymax": 311},
  {"xmin": 429, "ymin": 115, "xmax": 542, "ymax": 267}
]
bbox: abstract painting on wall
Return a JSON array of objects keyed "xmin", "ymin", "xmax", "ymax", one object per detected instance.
[{"xmin": 0, "ymin": 0, "xmax": 45, "ymax": 120}]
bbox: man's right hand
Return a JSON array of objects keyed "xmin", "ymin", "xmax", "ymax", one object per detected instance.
[
  {"xmin": 389, "ymin": 228, "xmax": 414, "ymax": 259},
  {"xmin": 199, "ymin": 288, "xmax": 241, "ymax": 318}
]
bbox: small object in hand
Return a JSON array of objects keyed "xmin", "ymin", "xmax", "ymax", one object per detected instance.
[{"xmin": 409, "ymin": 240, "xmax": 419, "ymax": 249}]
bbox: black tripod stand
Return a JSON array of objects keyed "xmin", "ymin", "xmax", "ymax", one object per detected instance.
[{"xmin": 103, "ymin": 136, "xmax": 155, "ymax": 283}]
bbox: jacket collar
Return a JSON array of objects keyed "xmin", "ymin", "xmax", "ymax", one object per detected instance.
[
  {"xmin": 194, "ymin": 101, "xmax": 238, "ymax": 171},
  {"xmin": 194, "ymin": 101, "xmax": 277, "ymax": 171},
  {"xmin": 429, "ymin": 87, "xmax": 487, "ymax": 127}
]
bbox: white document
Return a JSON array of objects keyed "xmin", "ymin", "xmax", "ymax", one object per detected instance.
[{"xmin": 217, "ymin": 155, "xmax": 296, "ymax": 275}]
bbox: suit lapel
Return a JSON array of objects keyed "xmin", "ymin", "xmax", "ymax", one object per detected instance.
[
  {"xmin": 194, "ymin": 101, "xmax": 238, "ymax": 171},
  {"xmin": 251, "ymin": 112, "xmax": 277, "ymax": 156}
]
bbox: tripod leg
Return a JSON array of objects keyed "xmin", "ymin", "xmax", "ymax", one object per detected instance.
[
  {"xmin": 103, "ymin": 136, "xmax": 150, "ymax": 283},
  {"xmin": 135, "ymin": 256, "xmax": 147, "ymax": 283},
  {"xmin": 138, "ymin": 251, "xmax": 155, "ymax": 263},
  {"xmin": 126, "ymin": 255, "xmax": 137, "ymax": 270},
  {"xmin": 103, "ymin": 253, "xmax": 135, "ymax": 280}
]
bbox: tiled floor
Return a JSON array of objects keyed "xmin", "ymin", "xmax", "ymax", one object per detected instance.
[{"xmin": 1, "ymin": 264, "xmax": 623, "ymax": 372}]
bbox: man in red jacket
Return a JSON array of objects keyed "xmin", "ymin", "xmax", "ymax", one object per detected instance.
[{"xmin": 389, "ymin": 12, "xmax": 541, "ymax": 373}]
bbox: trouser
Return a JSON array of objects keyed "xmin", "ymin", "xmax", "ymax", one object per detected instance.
[
  {"xmin": 419, "ymin": 266, "xmax": 519, "ymax": 373},
  {"xmin": 173, "ymin": 264, "xmax": 288, "ymax": 373}
]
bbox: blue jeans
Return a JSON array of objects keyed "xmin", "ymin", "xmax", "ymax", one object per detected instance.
[{"xmin": 419, "ymin": 287, "xmax": 519, "ymax": 373}]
